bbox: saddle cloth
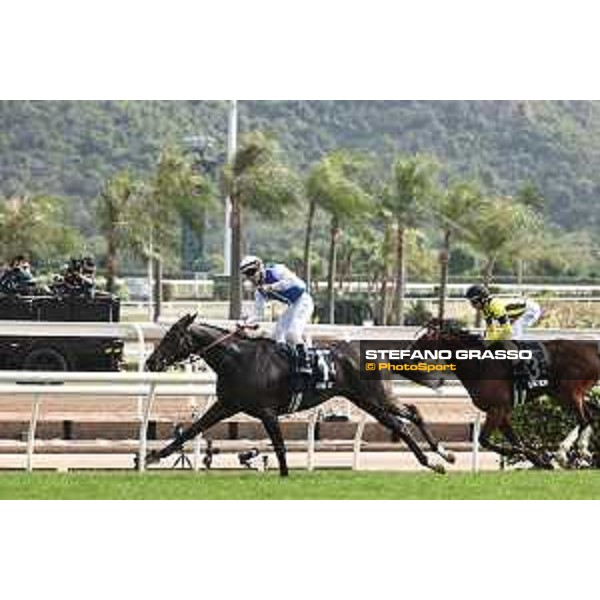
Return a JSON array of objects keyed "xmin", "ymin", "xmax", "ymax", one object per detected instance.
[
  {"xmin": 512, "ymin": 340, "xmax": 550, "ymax": 406},
  {"xmin": 287, "ymin": 348, "xmax": 337, "ymax": 413},
  {"xmin": 517, "ymin": 340, "xmax": 550, "ymax": 389},
  {"xmin": 311, "ymin": 348, "xmax": 337, "ymax": 390}
]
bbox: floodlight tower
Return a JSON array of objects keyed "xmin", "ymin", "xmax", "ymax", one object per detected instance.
[{"xmin": 224, "ymin": 100, "xmax": 237, "ymax": 275}]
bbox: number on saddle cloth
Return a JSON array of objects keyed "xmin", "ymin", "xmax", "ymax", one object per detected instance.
[
  {"xmin": 278, "ymin": 346, "xmax": 337, "ymax": 389},
  {"xmin": 514, "ymin": 341, "xmax": 549, "ymax": 390},
  {"xmin": 286, "ymin": 348, "xmax": 337, "ymax": 414},
  {"xmin": 313, "ymin": 349, "xmax": 336, "ymax": 389}
]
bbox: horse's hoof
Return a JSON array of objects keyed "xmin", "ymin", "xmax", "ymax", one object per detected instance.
[
  {"xmin": 445, "ymin": 451, "xmax": 456, "ymax": 464},
  {"xmin": 133, "ymin": 454, "xmax": 140, "ymax": 470},
  {"xmin": 573, "ymin": 457, "xmax": 592, "ymax": 470},
  {"xmin": 554, "ymin": 451, "xmax": 569, "ymax": 469},
  {"xmin": 431, "ymin": 462, "xmax": 446, "ymax": 475}
]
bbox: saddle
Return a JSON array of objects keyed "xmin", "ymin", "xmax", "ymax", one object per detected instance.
[{"xmin": 279, "ymin": 346, "xmax": 337, "ymax": 412}]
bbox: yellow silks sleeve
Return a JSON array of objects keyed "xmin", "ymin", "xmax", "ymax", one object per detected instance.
[{"xmin": 485, "ymin": 323, "xmax": 512, "ymax": 341}]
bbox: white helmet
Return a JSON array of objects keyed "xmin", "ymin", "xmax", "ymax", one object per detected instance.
[{"xmin": 240, "ymin": 255, "xmax": 263, "ymax": 276}]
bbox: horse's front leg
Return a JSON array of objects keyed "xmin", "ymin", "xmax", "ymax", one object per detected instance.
[
  {"xmin": 142, "ymin": 400, "xmax": 237, "ymax": 468},
  {"xmin": 478, "ymin": 410, "xmax": 522, "ymax": 464},
  {"xmin": 480, "ymin": 410, "xmax": 553, "ymax": 469},
  {"xmin": 258, "ymin": 409, "xmax": 289, "ymax": 477},
  {"xmin": 499, "ymin": 419, "xmax": 554, "ymax": 469}
]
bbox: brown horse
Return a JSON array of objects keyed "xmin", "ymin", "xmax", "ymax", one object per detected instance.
[{"xmin": 414, "ymin": 320, "xmax": 600, "ymax": 468}]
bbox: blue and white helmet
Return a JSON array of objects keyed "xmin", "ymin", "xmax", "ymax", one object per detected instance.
[{"xmin": 240, "ymin": 255, "xmax": 263, "ymax": 277}]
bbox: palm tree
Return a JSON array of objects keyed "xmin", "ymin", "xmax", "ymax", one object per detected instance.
[
  {"xmin": 223, "ymin": 131, "xmax": 300, "ymax": 319},
  {"xmin": 432, "ymin": 180, "xmax": 484, "ymax": 321},
  {"xmin": 385, "ymin": 154, "xmax": 438, "ymax": 325},
  {"xmin": 96, "ymin": 171, "xmax": 142, "ymax": 293},
  {"xmin": 137, "ymin": 147, "xmax": 214, "ymax": 320},
  {"xmin": 464, "ymin": 196, "xmax": 544, "ymax": 326},
  {"xmin": 0, "ymin": 194, "xmax": 82, "ymax": 265},
  {"xmin": 305, "ymin": 151, "xmax": 373, "ymax": 323}
]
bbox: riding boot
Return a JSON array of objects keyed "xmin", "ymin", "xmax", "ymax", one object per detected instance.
[
  {"xmin": 512, "ymin": 359, "xmax": 529, "ymax": 403},
  {"xmin": 295, "ymin": 344, "xmax": 312, "ymax": 376},
  {"xmin": 291, "ymin": 344, "xmax": 312, "ymax": 393}
]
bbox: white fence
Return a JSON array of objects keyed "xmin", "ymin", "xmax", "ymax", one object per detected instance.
[
  {"xmin": 1, "ymin": 320, "xmax": 596, "ymax": 473},
  {"xmin": 0, "ymin": 369, "xmax": 480, "ymax": 473}
]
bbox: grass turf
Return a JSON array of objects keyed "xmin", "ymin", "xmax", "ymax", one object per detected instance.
[{"xmin": 2, "ymin": 469, "xmax": 600, "ymax": 499}]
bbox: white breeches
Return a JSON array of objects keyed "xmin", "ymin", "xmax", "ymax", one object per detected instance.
[
  {"xmin": 273, "ymin": 293, "xmax": 314, "ymax": 346},
  {"xmin": 511, "ymin": 301, "xmax": 542, "ymax": 340}
]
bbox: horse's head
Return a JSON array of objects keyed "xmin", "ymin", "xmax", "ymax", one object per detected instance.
[{"xmin": 145, "ymin": 313, "xmax": 197, "ymax": 372}]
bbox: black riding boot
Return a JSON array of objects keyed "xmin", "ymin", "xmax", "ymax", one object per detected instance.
[
  {"xmin": 295, "ymin": 344, "xmax": 312, "ymax": 376},
  {"xmin": 512, "ymin": 360, "xmax": 529, "ymax": 403}
]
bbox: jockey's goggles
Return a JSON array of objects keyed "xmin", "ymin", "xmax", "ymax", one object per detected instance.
[{"xmin": 241, "ymin": 267, "xmax": 259, "ymax": 277}]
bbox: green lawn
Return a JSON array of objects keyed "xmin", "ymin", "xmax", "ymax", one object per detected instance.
[{"xmin": 2, "ymin": 470, "xmax": 600, "ymax": 499}]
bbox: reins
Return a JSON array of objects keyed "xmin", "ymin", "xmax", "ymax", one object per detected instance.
[{"xmin": 186, "ymin": 322, "xmax": 258, "ymax": 365}]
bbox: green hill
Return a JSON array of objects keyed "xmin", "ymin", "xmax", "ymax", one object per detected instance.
[{"xmin": 1, "ymin": 100, "xmax": 598, "ymax": 238}]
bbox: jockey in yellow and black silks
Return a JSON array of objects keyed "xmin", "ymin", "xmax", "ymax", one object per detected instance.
[{"xmin": 465, "ymin": 284, "xmax": 542, "ymax": 341}]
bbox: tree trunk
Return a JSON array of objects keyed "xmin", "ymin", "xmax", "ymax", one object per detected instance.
[
  {"xmin": 379, "ymin": 276, "xmax": 388, "ymax": 325},
  {"xmin": 303, "ymin": 197, "xmax": 316, "ymax": 289},
  {"xmin": 475, "ymin": 257, "xmax": 495, "ymax": 328},
  {"xmin": 437, "ymin": 229, "xmax": 451, "ymax": 322},
  {"xmin": 152, "ymin": 254, "xmax": 162, "ymax": 323},
  {"xmin": 393, "ymin": 219, "xmax": 406, "ymax": 325},
  {"xmin": 326, "ymin": 216, "xmax": 340, "ymax": 324},
  {"xmin": 106, "ymin": 226, "xmax": 118, "ymax": 294},
  {"xmin": 482, "ymin": 258, "xmax": 495, "ymax": 288},
  {"xmin": 517, "ymin": 258, "xmax": 524, "ymax": 289},
  {"xmin": 229, "ymin": 193, "xmax": 242, "ymax": 320}
]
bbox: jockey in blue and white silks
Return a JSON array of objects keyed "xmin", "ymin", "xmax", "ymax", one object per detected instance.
[{"xmin": 240, "ymin": 255, "xmax": 314, "ymax": 384}]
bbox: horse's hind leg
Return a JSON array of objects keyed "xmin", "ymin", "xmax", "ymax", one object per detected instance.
[
  {"xmin": 555, "ymin": 384, "xmax": 595, "ymax": 468},
  {"xmin": 257, "ymin": 409, "xmax": 289, "ymax": 477},
  {"xmin": 388, "ymin": 402, "xmax": 456, "ymax": 464},
  {"xmin": 144, "ymin": 400, "xmax": 237, "ymax": 467},
  {"xmin": 352, "ymin": 398, "xmax": 446, "ymax": 474},
  {"xmin": 479, "ymin": 409, "xmax": 553, "ymax": 469}
]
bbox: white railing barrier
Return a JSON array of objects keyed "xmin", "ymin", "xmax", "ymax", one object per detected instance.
[
  {"xmin": 471, "ymin": 413, "xmax": 482, "ymax": 473},
  {"xmin": 0, "ymin": 370, "xmax": 491, "ymax": 473},
  {"xmin": 352, "ymin": 414, "xmax": 367, "ymax": 470},
  {"xmin": 0, "ymin": 371, "xmax": 215, "ymax": 472}
]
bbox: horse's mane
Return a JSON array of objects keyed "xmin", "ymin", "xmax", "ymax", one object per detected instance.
[{"xmin": 430, "ymin": 319, "xmax": 483, "ymax": 344}]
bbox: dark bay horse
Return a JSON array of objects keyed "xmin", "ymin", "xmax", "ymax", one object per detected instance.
[
  {"xmin": 415, "ymin": 320, "xmax": 600, "ymax": 468},
  {"xmin": 143, "ymin": 314, "xmax": 456, "ymax": 476}
]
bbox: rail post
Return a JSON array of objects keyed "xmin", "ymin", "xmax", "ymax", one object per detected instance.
[
  {"xmin": 26, "ymin": 393, "xmax": 41, "ymax": 472},
  {"xmin": 307, "ymin": 410, "xmax": 320, "ymax": 471},
  {"xmin": 129, "ymin": 322, "xmax": 147, "ymax": 420},
  {"xmin": 138, "ymin": 382, "xmax": 157, "ymax": 472},
  {"xmin": 352, "ymin": 413, "xmax": 367, "ymax": 470},
  {"xmin": 471, "ymin": 412, "xmax": 481, "ymax": 473},
  {"xmin": 193, "ymin": 434, "xmax": 202, "ymax": 471}
]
